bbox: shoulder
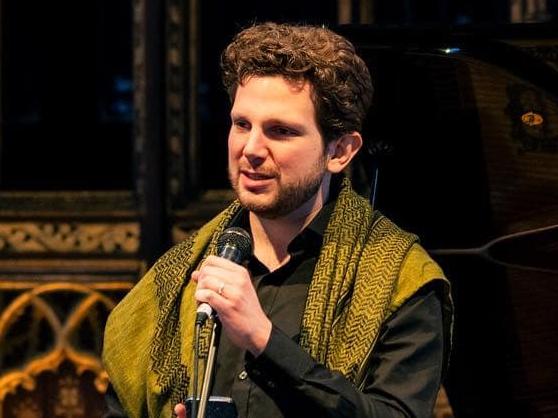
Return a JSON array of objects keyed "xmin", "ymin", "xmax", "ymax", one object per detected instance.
[
  {"xmin": 401, "ymin": 244, "xmax": 445, "ymax": 286},
  {"xmin": 389, "ymin": 243, "xmax": 448, "ymax": 315}
]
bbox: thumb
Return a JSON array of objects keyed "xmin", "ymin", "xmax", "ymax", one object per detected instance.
[{"xmin": 174, "ymin": 403, "xmax": 187, "ymax": 418}]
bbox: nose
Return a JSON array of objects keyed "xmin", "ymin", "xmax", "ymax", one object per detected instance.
[{"xmin": 243, "ymin": 129, "xmax": 268, "ymax": 165}]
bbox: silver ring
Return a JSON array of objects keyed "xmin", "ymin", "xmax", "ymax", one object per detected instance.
[{"xmin": 218, "ymin": 282, "xmax": 225, "ymax": 296}]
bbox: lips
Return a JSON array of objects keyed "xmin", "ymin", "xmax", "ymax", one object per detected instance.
[
  {"xmin": 242, "ymin": 171, "xmax": 274, "ymax": 180},
  {"xmin": 239, "ymin": 170, "xmax": 275, "ymax": 191}
]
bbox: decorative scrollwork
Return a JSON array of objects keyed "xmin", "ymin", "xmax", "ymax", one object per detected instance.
[
  {"xmin": 53, "ymin": 376, "xmax": 84, "ymax": 418},
  {"xmin": 0, "ymin": 283, "xmax": 127, "ymax": 403},
  {"xmin": 9, "ymin": 397, "xmax": 42, "ymax": 418},
  {"xmin": 0, "ymin": 223, "xmax": 139, "ymax": 254}
]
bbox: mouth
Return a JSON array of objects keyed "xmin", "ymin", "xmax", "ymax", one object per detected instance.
[
  {"xmin": 238, "ymin": 170, "xmax": 276, "ymax": 191},
  {"xmin": 241, "ymin": 171, "xmax": 274, "ymax": 180}
]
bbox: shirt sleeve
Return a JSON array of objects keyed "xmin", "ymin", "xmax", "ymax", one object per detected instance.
[{"xmin": 244, "ymin": 283, "xmax": 446, "ymax": 418}]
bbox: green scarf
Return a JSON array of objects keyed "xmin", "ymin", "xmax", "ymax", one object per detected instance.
[{"xmin": 103, "ymin": 178, "xmax": 451, "ymax": 418}]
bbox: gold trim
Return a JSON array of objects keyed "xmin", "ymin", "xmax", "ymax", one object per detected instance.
[
  {"xmin": 0, "ymin": 281, "xmax": 134, "ymax": 290},
  {"xmin": 0, "ymin": 258, "xmax": 143, "ymax": 270}
]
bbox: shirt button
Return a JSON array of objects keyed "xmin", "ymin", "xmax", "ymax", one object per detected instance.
[{"xmin": 238, "ymin": 370, "xmax": 248, "ymax": 380}]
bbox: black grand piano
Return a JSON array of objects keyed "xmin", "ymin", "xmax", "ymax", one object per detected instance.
[{"xmin": 339, "ymin": 23, "xmax": 558, "ymax": 418}]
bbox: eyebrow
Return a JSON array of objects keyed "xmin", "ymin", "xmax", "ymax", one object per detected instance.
[{"xmin": 230, "ymin": 113, "xmax": 306, "ymax": 131}]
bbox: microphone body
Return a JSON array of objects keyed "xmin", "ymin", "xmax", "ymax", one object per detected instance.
[{"xmin": 195, "ymin": 227, "xmax": 252, "ymax": 325}]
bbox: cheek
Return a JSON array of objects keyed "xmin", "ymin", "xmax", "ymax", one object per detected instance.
[
  {"xmin": 227, "ymin": 135, "xmax": 242, "ymax": 161},
  {"xmin": 273, "ymin": 155, "xmax": 303, "ymax": 179},
  {"xmin": 283, "ymin": 151, "xmax": 325, "ymax": 179},
  {"xmin": 283, "ymin": 147, "xmax": 317, "ymax": 167}
]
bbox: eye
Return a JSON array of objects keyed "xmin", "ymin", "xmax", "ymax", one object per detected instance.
[
  {"xmin": 269, "ymin": 125, "xmax": 299, "ymax": 137},
  {"xmin": 233, "ymin": 118, "xmax": 251, "ymax": 131}
]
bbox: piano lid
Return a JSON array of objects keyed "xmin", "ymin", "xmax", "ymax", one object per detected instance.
[{"xmin": 339, "ymin": 24, "xmax": 558, "ymax": 418}]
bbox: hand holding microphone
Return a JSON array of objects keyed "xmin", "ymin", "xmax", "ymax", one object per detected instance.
[
  {"xmin": 193, "ymin": 227, "xmax": 272, "ymax": 356},
  {"xmin": 195, "ymin": 227, "xmax": 253, "ymax": 324}
]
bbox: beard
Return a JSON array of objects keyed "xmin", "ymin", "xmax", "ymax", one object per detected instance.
[{"xmin": 229, "ymin": 159, "xmax": 327, "ymax": 219}]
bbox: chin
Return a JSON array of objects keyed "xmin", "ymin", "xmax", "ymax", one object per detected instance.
[
  {"xmin": 239, "ymin": 195, "xmax": 276, "ymax": 212},
  {"xmin": 235, "ymin": 191, "xmax": 277, "ymax": 216}
]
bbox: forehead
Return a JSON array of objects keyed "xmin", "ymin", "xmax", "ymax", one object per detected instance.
[{"xmin": 231, "ymin": 76, "xmax": 316, "ymax": 118}]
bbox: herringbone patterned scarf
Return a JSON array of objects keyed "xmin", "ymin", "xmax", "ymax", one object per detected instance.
[
  {"xmin": 299, "ymin": 179, "xmax": 417, "ymax": 384},
  {"xmin": 104, "ymin": 177, "xmax": 425, "ymax": 418}
]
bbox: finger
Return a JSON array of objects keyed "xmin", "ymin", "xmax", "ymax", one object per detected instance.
[
  {"xmin": 196, "ymin": 270, "xmax": 236, "ymax": 295},
  {"xmin": 191, "ymin": 270, "xmax": 200, "ymax": 282},
  {"xmin": 197, "ymin": 264, "xmax": 250, "ymax": 290},
  {"xmin": 196, "ymin": 274, "xmax": 241, "ymax": 301},
  {"xmin": 174, "ymin": 403, "xmax": 187, "ymax": 418},
  {"xmin": 196, "ymin": 266, "xmax": 232, "ymax": 287},
  {"xmin": 204, "ymin": 255, "xmax": 247, "ymax": 271},
  {"xmin": 195, "ymin": 287, "xmax": 220, "ymax": 304},
  {"xmin": 194, "ymin": 288, "xmax": 233, "ymax": 312},
  {"xmin": 197, "ymin": 273, "xmax": 228, "ymax": 292}
]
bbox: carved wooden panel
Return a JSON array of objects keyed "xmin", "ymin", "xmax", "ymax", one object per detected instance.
[
  {"xmin": 0, "ymin": 274, "xmax": 138, "ymax": 418},
  {"xmin": 0, "ymin": 223, "xmax": 139, "ymax": 254}
]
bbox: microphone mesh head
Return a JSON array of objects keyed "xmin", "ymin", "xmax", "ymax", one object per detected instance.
[{"xmin": 217, "ymin": 227, "xmax": 252, "ymax": 261}]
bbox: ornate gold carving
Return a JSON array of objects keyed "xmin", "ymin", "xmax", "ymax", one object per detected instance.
[
  {"xmin": 521, "ymin": 111, "xmax": 544, "ymax": 127},
  {"xmin": 0, "ymin": 283, "xmax": 119, "ymax": 404},
  {"xmin": 9, "ymin": 397, "xmax": 42, "ymax": 418},
  {"xmin": 54, "ymin": 376, "xmax": 84, "ymax": 418},
  {"xmin": 0, "ymin": 222, "xmax": 139, "ymax": 254}
]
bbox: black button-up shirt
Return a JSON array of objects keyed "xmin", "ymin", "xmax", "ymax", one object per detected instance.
[
  {"xmin": 210, "ymin": 203, "xmax": 445, "ymax": 418},
  {"xmin": 211, "ymin": 205, "xmax": 327, "ymax": 416}
]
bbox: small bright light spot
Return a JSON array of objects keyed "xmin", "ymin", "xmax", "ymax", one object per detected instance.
[{"xmin": 442, "ymin": 47, "xmax": 461, "ymax": 54}]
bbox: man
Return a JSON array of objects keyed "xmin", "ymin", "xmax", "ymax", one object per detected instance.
[{"xmin": 103, "ymin": 22, "xmax": 452, "ymax": 418}]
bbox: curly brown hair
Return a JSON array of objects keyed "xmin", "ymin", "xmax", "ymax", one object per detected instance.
[{"xmin": 221, "ymin": 22, "xmax": 373, "ymax": 143}]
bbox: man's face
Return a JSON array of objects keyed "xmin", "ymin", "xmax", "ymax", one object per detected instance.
[{"xmin": 228, "ymin": 76, "xmax": 329, "ymax": 219}]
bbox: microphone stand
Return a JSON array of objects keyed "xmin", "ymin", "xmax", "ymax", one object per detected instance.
[{"xmin": 196, "ymin": 317, "xmax": 221, "ymax": 418}]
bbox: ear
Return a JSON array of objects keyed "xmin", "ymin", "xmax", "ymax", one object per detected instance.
[{"xmin": 326, "ymin": 132, "xmax": 363, "ymax": 173}]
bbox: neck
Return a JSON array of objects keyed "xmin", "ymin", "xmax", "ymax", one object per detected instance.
[{"xmin": 249, "ymin": 176, "xmax": 330, "ymax": 270}]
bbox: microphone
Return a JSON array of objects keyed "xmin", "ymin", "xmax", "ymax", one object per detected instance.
[{"xmin": 195, "ymin": 227, "xmax": 252, "ymax": 325}]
